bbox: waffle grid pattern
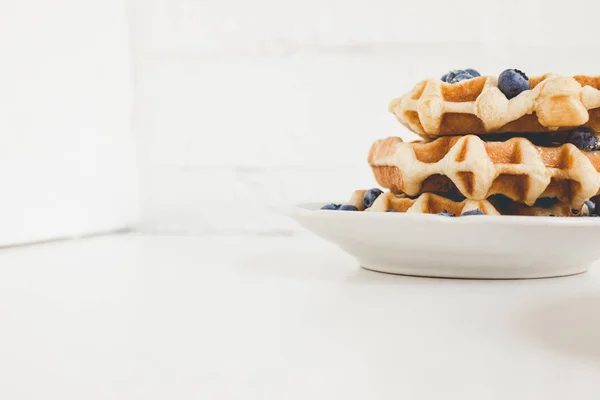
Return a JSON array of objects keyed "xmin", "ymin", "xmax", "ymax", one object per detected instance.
[
  {"xmin": 364, "ymin": 192, "xmax": 499, "ymax": 215},
  {"xmin": 368, "ymin": 135, "xmax": 600, "ymax": 207},
  {"xmin": 389, "ymin": 74, "xmax": 600, "ymax": 137},
  {"xmin": 345, "ymin": 190, "xmax": 578, "ymax": 216}
]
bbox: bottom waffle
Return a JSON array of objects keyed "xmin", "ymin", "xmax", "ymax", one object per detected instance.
[{"xmin": 344, "ymin": 190, "xmax": 589, "ymax": 217}]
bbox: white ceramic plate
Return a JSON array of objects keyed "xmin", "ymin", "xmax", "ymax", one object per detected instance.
[{"xmin": 289, "ymin": 202, "xmax": 600, "ymax": 279}]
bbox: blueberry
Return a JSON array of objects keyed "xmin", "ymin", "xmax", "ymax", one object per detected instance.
[
  {"xmin": 438, "ymin": 209, "xmax": 454, "ymax": 217},
  {"xmin": 583, "ymin": 200, "xmax": 596, "ymax": 215},
  {"xmin": 338, "ymin": 205, "xmax": 358, "ymax": 211},
  {"xmin": 584, "ymin": 214, "xmax": 600, "ymax": 217},
  {"xmin": 363, "ymin": 188, "xmax": 383, "ymax": 209},
  {"xmin": 443, "ymin": 69, "xmax": 465, "ymax": 83},
  {"xmin": 465, "ymin": 68, "xmax": 480, "ymax": 77},
  {"xmin": 566, "ymin": 127, "xmax": 599, "ymax": 151},
  {"xmin": 443, "ymin": 69, "xmax": 477, "ymax": 84},
  {"xmin": 449, "ymin": 73, "xmax": 474, "ymax": 84},
  {"xmin": 321, "ymin": 203, "xmax": 341, "ymax": 210},
  {"xmin": 462, "ymin": 209, "xmax": 485, "ymax": 216},
  {"xmin": 498, "ymin": 69, "xmax": 530, "ymax": 99},
  {"xmin": 386, "ymin": 209, "xmax": 399, "ymax": 212}
]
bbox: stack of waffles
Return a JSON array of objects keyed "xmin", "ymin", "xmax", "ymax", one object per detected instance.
[{"xmin": 328, "ymin": 69, "xmax": 600, "ymax": 217}]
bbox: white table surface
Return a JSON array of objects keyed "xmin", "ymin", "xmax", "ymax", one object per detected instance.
[{"xmin": 0, "ymin": 233, "xmax": 599, "ymax": 399}]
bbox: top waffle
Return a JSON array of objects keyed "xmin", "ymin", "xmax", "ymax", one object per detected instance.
[{"xmin": 390, "ymin": 74, "xmax": 600, "ymax": 137}]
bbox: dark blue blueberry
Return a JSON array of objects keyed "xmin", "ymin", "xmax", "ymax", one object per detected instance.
[
  {"xmin": 321, "ymin": 203, "xmax": 341, "ymax": 210},
  {"xmin": 438, "ymin": 209, "xmax": 454, "ymax": 217},
  {"xmin": 386, "ymin": 209, "xmax": 399, "ymax": 212},
  {"xmin": 498, "ymin": 69, "xmax": 530, "ymax": 99},
  {"xmin": 584, "ymin": 214, "xmax": 600, "ymax": 217},
  {"xmin": 443, "ymin": 69, "xmax": 465, "ymax": 83},
  {"xmin": 449, "ymin": 73, "xmax": 474, "ymax": 84},
  {"xmin": 583, "ymin": 200, "xmax": 596, "ymax": 216},
  {"xmin": 462, "ymin": 209, "xmax": 485, "ymax": 216},
  {"xmin": 363, "ymin": 188, "xmax": 383, "ymax": 209},
  {"xmin": 338, "ymin": 205, "xmax": 358, "ymax": 211},
  {"xmin": 465, "ymin": 68, "xmax": 480, "ymax": 77},
  {"xmin": 566, "ymin": 127, "xmax": 599, "ymax": 151},
  {"xmin": 443, "ymin": 69, "xmax": 477, "ymax": 84}
]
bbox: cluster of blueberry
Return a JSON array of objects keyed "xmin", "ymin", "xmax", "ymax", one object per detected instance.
[
  {"xmin": 321, "ymin": 188, "xmax": 383, "ymax": 211},
  {"xmin": 321, "ymin": 203, "xmax": 356, "ymax": 211},
  {"xmin": 440, "ymin": 68, "xmax": 481, "ymax": 84},
  {"xmin": 437, "ymin": 209, "xmax": 485, "ymax": 217},
  {"xmin": 442, "ymin": 68, "xmax": 530, "ymax": 100}
]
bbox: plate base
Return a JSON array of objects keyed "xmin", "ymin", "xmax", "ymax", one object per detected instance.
[{"xmin": 359, "ymin": 263, "xmax": 589, "ymax": 280}]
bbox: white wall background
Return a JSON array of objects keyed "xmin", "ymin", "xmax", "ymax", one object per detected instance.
[
  {"xmin": 0, "ymin": 1, "xmax": 138, "ymax": 246},
  {"xmin": 129, "ymin": 0, "xmax": 600, "ymax": 234}
]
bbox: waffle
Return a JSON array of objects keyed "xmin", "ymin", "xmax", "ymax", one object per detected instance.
[
  {"xmin": 345, "ymin": 191, "xmax": 581, "ymax": 217},
  {"xmin": 347, "ymin": 190, "xmax": 499, "ymax": 215},
  {"xmin": 368, "ymin": 135, "xmax": 600, "ymax": 207},
  {"xmin": 390, "ymin": 74, "xmax": 600, "ymax": 137}
]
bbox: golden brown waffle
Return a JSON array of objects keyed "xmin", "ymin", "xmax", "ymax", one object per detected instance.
[
  {"xmin": 368, "ymin": 135, "xmax": 600, "ymax": 207},
  {"xmin": 345, "ymin": 191, "xmax": 581, "ymax": 216},
  {"xmin": 347, "ymin": 191, "xmax": 500, "ymax": 215},
  {"xmin": 389, "ymin": 74, "xmax": 600, "ymax": 137}
]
